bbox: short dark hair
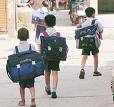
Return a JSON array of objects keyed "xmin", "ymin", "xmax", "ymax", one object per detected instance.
[
  {"xmin": 18, "ymin": 28, "xmax": 29, "ymax": 41},
  {"xmin": 45, "ymin": 14, "xmax": 56, "ymax": 27},
  {"xmin": 42, "ymin": 1, "xmax": 48, "ymax": 7},
  {"xmin": 85, "ymin": 7, "xmax": 95, "ymax": 17}
]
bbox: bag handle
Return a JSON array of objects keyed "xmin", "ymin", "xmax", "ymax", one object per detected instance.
[
  {"xmin": 29, "ymin": 44, "xmax": 32, "ymax": 51},
  {"xmin": 91, "ymin": 19, "xmax": 97, "ymax": 25}
]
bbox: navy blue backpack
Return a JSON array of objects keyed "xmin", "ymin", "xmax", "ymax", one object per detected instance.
[
  {"xmin": 6, "ymin": 45, "xmax": 44, "ymax": 83},
  {"xmin": 75, "ymin": 19, "xmax": 98, "ymax": 39},
  {"xmin": 40, "ymin": 32, "xmax": 68, "ymax": 61}
]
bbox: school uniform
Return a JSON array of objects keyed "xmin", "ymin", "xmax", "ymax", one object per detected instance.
[
  {"xmin": 14, "ymin": 41, "xmax": 36, "ymax": 88},
  {"xmin": 80, "ymin": 17, "xmax": 103, "ymax": 55},
  {"xmin": 37, "ymin": 27, "xmax": 60, "ymax": 72}
]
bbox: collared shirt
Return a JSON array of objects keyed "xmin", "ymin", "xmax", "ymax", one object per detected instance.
[
  {"xmin": 14, "ymin": 41, "xmax": 35, "ymax": 54},
  {"xmin": 36, "ymin": 27, "xmax": 57, "ymax": 45}
]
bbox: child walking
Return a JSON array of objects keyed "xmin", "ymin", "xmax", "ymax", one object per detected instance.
[
  {"xmin": 37, "ymin": 14, "xmax": 61, "ymax": 98},
  {"xmin": 77, "ymin": 7, "xmax": 103, "ymax": 79},
  {"xmin": 14, "ymin": 28, "xmax": 36, "ymax": 107}
]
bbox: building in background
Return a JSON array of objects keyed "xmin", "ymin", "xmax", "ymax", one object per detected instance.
[
  {"xmin": 0, "ymin": 0, "xmax": 7, "ymax": 32},
  {"xmin": 0, "ymin": 0, "xmax": 114, "ymax": 34},
  {"xmin": 98, "ymin": 0, "xmax": 114, "ymax": 13}
]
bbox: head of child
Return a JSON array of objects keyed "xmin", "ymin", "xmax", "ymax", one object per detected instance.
[
  {"xmin": 18, "ymin": 28, "xmax": 29, "ymax": 41},
  {"xmin": 85, "ymin": 7, "xmax": 95, "ymax": 18},
  {"xmin": 44, "ymin": 14, "xmax": 56, "ymax": 28},
  {"xmin": 42, "ymin": 1, "xmax": 48, "ymax": 7}
]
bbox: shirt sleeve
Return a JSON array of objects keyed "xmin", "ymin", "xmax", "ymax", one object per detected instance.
[{"xmin": 95, "ymin": 20, "xmax": 104, "ymax": 33}]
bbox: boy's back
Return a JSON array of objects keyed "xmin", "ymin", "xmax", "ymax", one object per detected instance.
[
  {"xmin": 81, "ymin": 17, "xmax": 103, "ymax": 33},
  {"xmin": 14, "ymin": 41, "xmax": 35, "ymax": 53}
]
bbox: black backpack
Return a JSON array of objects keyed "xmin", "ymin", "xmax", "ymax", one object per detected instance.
[
  {"xmin": 75, "ymin": 19, "xmax": 98, "ymax": 39},
  {"xmin": 40, "ymin": 32, "xmax": 68, "ymax": 61},
  {"xmin": 75, "ymin": 19, "xmax": 101, "ymax": 49}
]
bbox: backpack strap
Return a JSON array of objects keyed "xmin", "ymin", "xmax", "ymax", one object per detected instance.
[
  {"xmin": 29, "ymin": 44, "xmax": 32, "ymax": 51},
  {"xmin": 56, "ymin": 32, "xmax": 60, "ymax": 37},
  {"xmin": 91, "ymin": 19, "xmax": 97, "ymax": 25},
  {"xmin": 15, "ymin": 46, "xmax": 19, "ymax": 54},
  {"xmin": 43, "ymin": 32, "xmax": 49, "ymax": 36}
]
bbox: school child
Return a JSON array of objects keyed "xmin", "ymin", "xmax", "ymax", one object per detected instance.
[
  {"xmin": 37, "ymin": 14, "xmax": 61, "ymax": 98},
  {"xmin": 14, "ymin": 28, "xmax": 36, "ymax": 107},
  {"xmin": 35, "ymin": 1, "xmax": 49, "ymax": 42},
  {"xmin": 77, "ymin": 7, "xmax": 103, "ymax": 79}
]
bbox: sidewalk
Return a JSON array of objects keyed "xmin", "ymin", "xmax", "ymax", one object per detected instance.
[
  {"xmin": 0, "ymin": 65, "xmax": 113, "ymax": 107},
  {"xmin": 0, "ymin": 39, "xmax": 114, "ymax": 107}
]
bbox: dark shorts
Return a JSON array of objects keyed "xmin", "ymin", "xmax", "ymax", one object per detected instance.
[
  {"xmin": 82, "ymin": 48, "xmax": 99, "ymax": 55},
  {"xmin": 19, "ymin": 79, "xmax": 34, "ymax": 88},
  {"xmin": 45, "ymin": 61, "xmax": 60, "ymax": 72}
]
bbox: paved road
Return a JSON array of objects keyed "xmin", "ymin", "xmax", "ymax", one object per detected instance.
[{"xmin": 0, "ymin": 10, "xmax": 114, "ymax": 107}]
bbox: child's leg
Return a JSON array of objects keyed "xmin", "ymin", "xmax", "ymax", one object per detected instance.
[
  {"xmin": 29, "ymin": 87, "xmax": 36, "ymax": 106},
  {"xmin": 51, "ymin": 71, "xmax": 58, "ymax": 98},
  {"xmin": 93, "ymin": 53, "xmax": 98, "ymax": 72},
  {"xmin": 79, "ymin": 55, "xmax": 88, "ymax": 79},
  {"xmin": 52, "ymin": 71, "xmax": 58, "ymax": 92},
  {"xmin": 93, "ymin": 53, "xmax": 102, "ymax": 76},
  {"xmin": 18, "ymin": 87, "xmax": 25, "ymax": 106},
  {"xmin": 81, "ymin": 55, "xmax": 88, "ymax": 70},
  {"xmin": 45, "ymin": 71, "xmax": 51, "ymax": 90}
]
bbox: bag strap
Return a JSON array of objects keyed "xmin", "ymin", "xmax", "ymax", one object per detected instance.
[
  {"xmin": 43, "ymin": 32, "xmax": 49, "ymax": 36},
  {"xmin": 56, "ymin": 32, "xmax": 60, "ymax": 37},
  {"xmin": 29, "ymin": 44, "xmax": 32, "ymax": 51},
  {"xmin": 43, "ymin": 32, "xmax": 60, "ymax": 37},
  {"xmin": 15, "ymin": 46, "xmax": 19, "ymax": 54},
  {"xmin": 91, "ymin": 19, "xmax": 97, "ymax": 25}
]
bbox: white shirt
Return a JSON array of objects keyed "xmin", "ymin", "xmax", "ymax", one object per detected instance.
[
  {"xmin": 36, "ymin": 27, "xmax": 57, "ymax": 45},
  {"xmin": 14, "ymin": 41, "xmax": 35, "ymax": 54},
  {"xmin": 32, "ymin": 7, "xmax": 50, "ymax": 21},
  {"xmin": 39, "ymin": 7, "xmax": 49, "ymax": 13}
]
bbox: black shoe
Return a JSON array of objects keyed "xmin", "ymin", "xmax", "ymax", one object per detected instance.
[
  {"xmin": 51, "ymin": 92, "xmax": 57, "ymax": 98},
  {"xmin": 79, "ymin": 69, "xmax": 85, "ymax": 79},
  {"xmin": 45, "ymin": 87, "xmax": 51, "ymax": 95},
  {"xmin": 113, "ymin": 93, "xmax": 114, "ymax": 101},
  {"xmin": 93, "ymin": 71, "xmax": 102, "ymax": 76}
]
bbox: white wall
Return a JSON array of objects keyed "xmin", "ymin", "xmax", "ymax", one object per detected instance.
[
  {"xmin": 7, "ymin": 0, "xmax": 16, "ymax": 37},
  {"xmin": 89, "ymin": 0, "xmax": 98, "ymax": 14}
]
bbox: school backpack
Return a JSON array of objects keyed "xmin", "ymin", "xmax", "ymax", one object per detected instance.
[
  {"xmin": 40, "ymin": 32, "xmax": 68, "ymax": 61},
  {"xmin": 32, "ymin": 9, "xmax": 49, "ymax": 26},
  {"xmin": 6, "ymin": 45, "xmax": 44, "ymax": 83},
  {"xmin": 75, "ymin": 19, "xmax": 101, "ymax": 49}
]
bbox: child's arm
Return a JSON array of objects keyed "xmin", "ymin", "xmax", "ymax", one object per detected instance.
[
  {"xmin": 37, "ymin": 44, "xmax": 41, "ymax": 53},
  {"xmin": 36, "ymin": 33, "xmax": 44, "ymax": 53},
  {"xmin": 96, "ymin": 20, "xmax": 104, "ymax": 39}
]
